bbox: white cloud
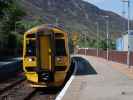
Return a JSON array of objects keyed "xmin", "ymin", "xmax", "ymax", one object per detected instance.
[{"xmin": 83, "ymin": 0, "xmax": 105, "ymax": 4}]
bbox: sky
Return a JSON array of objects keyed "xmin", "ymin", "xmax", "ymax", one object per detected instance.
[{"xmin": 83, "ymin": 0, "xmax": 133, "ymax": 19}]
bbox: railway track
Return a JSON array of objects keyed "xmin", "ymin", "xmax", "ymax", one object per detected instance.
[
  {"xmin": 30, "ymin": 93, "xmax": 56, "ymax": 100},
  {"xmin": 0, "ymin": 77, "xmax": 57, "ymax": 100},
  {"xmin": 0, "ymin": 80, "xmax": 36, "ymax": 100},
  {"xmin": 0, "ymin": 70, "xmax": 72, "ymax": 100},
  {"xmin": 28, "ymin": 88, "xmax": 57, "ymax": 100},
  {"xmin": 0, "ymin": 77, "xmax": 25, "ymax": 95},
  {"xmin": 0, "ymin": 59, "xmax": 75, "ymax": 100}
]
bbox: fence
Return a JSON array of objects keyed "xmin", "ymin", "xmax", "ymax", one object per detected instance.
[{"xmin": 78, "ymin": 48, "xmax": 133, "ymax": 66}]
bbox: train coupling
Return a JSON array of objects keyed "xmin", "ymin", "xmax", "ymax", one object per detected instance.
[{"xmin": 38, "ymin": 70, "xmax": 54, "ymax": 82}]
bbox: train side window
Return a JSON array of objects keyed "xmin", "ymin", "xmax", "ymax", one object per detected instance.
[
  {"xmin": 55, "ymin": 39, "xmax": 66, "ymax": 56},
  {"xmin": 25, "ymin": 40, "xmax": 36, "ymax": 56}
]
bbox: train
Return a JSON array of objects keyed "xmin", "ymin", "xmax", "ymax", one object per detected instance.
[{"xmin": 23, "ymin": 24, "xmax": 72, "ymax": 87}]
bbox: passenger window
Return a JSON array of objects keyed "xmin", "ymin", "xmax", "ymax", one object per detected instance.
[{"xmin": 55, "ymin": 39, "xmax": 66, "ymax": 56}]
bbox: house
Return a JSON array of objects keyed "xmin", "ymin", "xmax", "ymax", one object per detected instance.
[{"xmin": 116, "ymin": 30, "xmax": 133, "ymax": 51}]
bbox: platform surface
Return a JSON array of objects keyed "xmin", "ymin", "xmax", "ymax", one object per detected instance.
[
  {"xmin": 0, "ymin": 57, "xmax": 22, "ymax": 67},
  {"xmin": 0, "ymin": 57, "xmax": 22, "ymax": 81},
  {"xmin": 62, "ymin": 55, "xmax": 133, "ymax": 100}
]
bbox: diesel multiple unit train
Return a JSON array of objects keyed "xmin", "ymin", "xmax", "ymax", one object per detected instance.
[{"xmin": 23, "ymin": 24, "xmax": 72, "ymax": 87}]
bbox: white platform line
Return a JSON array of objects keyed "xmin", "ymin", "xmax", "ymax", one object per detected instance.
[{"xmin": 55, "ymin": 60, "xmax": 77, "ymax": 100}]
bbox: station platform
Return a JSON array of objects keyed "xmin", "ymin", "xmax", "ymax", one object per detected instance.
[
  {"xmin": 0, "ymin": 57, "xmax": 22, "ymax": 66},
  {"xmin": 56, "ymin": 55, "xmax": 133, "ymax": 100},
  {"xmin": 0, "ymin": 57, "xmax": 23, "ymax": 81}
]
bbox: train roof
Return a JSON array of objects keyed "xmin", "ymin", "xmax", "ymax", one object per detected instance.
[{"xmin": 25, "ymin": 24, "xmax": 66, "ymax": 35}]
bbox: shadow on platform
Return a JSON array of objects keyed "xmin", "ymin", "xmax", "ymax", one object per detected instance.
[{"xmin": 73, "ymin": 57, "xmax": 97, "ymax": 75}]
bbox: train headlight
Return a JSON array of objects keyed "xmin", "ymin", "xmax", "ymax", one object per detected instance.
[
  {"xmin": 57, "ymin": 57, "xmax": 61, "ymax": 62},
  {"xmin": 29, "ymin": 58, "xmax": 32, "ymax": 62},
  {"xmin": 56, "ymin": 57, "xmax": 64, "ymax": 64}
]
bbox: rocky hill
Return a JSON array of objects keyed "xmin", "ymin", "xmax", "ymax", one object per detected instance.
[{"xmin": 20, "ymin": 0, "xmax": 132, "ymax": 39}]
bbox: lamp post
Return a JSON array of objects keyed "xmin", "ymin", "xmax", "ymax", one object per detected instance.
[{"xmin": 122, "ymin": 0, "xmax": 131, "ymax": 67}]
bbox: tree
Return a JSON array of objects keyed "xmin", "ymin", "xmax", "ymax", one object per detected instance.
[
  {"xmin": 16, "ymin": 18, "xmax": 43, "ymax": 32},
  {"xmin": 0, "ymin": 0, "xmax": 13, "ymax": 17},
  {"xmin": 7, "ymin": 33, "xmax": 17, "ymax": 49},
  {"xmin": 0, "ymin": 0, "xmax": 25, "ymax": 48},
  {"xmin": 78, "ymin": 36, "xmax": 116, "ymax": 50},
  {"xmin": 99, "ymin": 39, "xmax": 107, "ymax": 50}
]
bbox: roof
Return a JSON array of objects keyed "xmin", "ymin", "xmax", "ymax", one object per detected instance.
[
  {"xmin": 25, "ymin": 24, "xmax": 65, "ymax": 35},
  {"xmin": 124, "ymin": 30, "xmax": 133, "ymax": 35}
]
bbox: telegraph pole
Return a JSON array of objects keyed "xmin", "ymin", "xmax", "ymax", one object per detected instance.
[
  {"xmin": 127, "ymin": 0, "xmax": 131, "ymax": 67},
  {"xmin": 55, "ymin": 17, "xmax": 58, "ymax": 25},
  {"xmin": 122, "ymin": 0, "xmax": 131, "ymax": 67},
  {"xmin": 106, "ymin": 19, "xmax": 109, "ymax": 60},
  {"xmin": 15, "ymin": 18, "xmax": 17, "ymax": 56},
  {"xmin": 122, "ymin": 0, "xmax": 126, "ymax": 33},
  {"xmin": 85, "ymin": 32, "xmax": 87, "ymax": 55},
  {"xmin": 96, "ymin": 22, "xmax": 99, "ymax": 57}
]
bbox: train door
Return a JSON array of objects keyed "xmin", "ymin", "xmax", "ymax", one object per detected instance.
[
  {"xmin": 39, "ymin": 35, "xmax": 51, "ymax": 71},
  {"xmin": 37, "ymin": 33, "xmax": 55, "ymax": 82}
]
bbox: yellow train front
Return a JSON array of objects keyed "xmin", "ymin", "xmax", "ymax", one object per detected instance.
[{"xmin": 23, "ymin": 24, "xmax": 70, "ymax": 87}]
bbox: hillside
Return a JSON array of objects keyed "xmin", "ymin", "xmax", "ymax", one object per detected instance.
[{"xmin": 20, "ymin": 0, "xmax": 132, "ymax": 39}]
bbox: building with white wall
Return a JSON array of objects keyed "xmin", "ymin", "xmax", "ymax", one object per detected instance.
[{"xmin": 116, "ymin": 30, "xmax": 133, "ymax": 51}]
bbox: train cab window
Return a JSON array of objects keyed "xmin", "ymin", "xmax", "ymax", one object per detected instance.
[
  {"xmin": 26, "ymin": 34, "xmax": 35, "ymax": 38},
  {"xmin": 26, "ymin": 40, "xmax": 36, "ymax": 56},
  {"xmin": 55, "ymin": 39, "xmax": 66, "ymax": 56},
  {"xmin": 55, "ymin": 33, "xmax": 64, "ymax": 38}
]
